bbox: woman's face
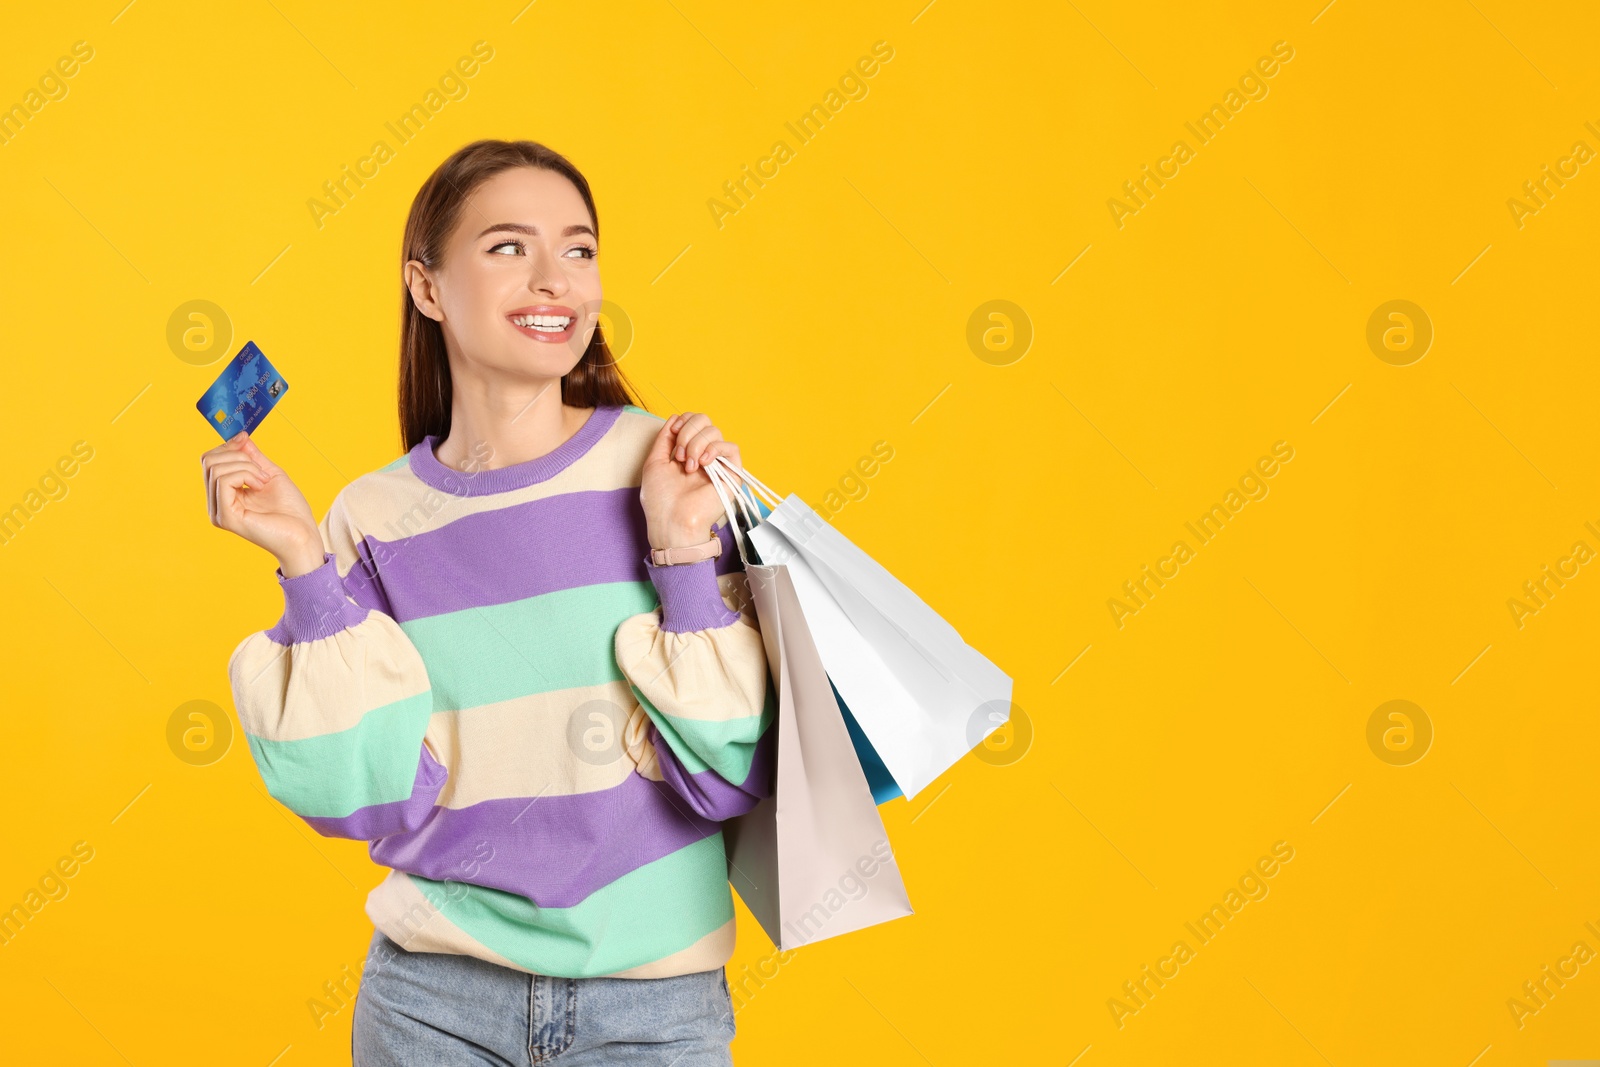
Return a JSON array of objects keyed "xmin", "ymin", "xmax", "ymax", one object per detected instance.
[{"xmin": 411, "ymin": 166, "xmax": 602, "ymax": 383}]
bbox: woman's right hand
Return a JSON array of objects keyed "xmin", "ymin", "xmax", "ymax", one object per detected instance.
[{"xmin": 202, "ymin": 431, "xmax": 324, "ymax": 577}]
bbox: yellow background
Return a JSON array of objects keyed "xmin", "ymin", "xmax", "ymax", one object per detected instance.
[{"xmin": 2, "ymin": 0, "xmax": 1597, "ymax": 1062}]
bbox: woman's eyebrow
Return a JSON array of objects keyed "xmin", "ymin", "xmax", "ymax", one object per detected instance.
[{"xmin": 476, "ymin": 222, "xmax": 596, "ymax": 239}]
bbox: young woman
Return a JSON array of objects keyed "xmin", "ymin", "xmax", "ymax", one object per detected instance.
[{"xmin": 201, "ymin": 139, "xmax": 774, "ymax": 1065}]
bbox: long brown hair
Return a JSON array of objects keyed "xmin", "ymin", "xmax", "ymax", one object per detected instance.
[{"xmin": 397, "ymin": 139, "xmax": 646, "ymax": 452}]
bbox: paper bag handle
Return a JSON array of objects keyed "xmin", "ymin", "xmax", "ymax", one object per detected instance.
[
  {"xmin": 705, "ymin": 460, "xmax": 758, "ymax": 569},
  {"xmin": 710, "ymin": 455, "xmax": 782, "ymax": 510},
  {"xmin": 708, "ymin": 461, "xmax": 761, "ymax": 537}
]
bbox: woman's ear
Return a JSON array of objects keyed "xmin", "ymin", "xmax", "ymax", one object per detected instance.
[{"xmin": 404, "ymin": 260, "xmax": 444, "ymax": 322}]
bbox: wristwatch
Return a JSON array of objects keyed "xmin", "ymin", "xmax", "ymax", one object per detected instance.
[{"xmin": 649, "ymin": 531, "xmax": 722, "ymax": 566}]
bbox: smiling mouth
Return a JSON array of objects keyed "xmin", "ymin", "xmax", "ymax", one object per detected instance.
[{"xmin": 508, "ymin": 313, "xmax": 573, "ymax": 333}]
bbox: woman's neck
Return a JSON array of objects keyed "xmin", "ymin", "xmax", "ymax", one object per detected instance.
[{"xmin": 433, "ymin": 375, "xmax": 593, "ymax": 473}]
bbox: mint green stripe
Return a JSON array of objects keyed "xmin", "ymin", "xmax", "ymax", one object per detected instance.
[
  {"xmin": 410, "ymin": 834, "xmax": 733, "ymax": 976},
  {"xmin": 620, "ymin": 404, "xmax": 658, "ymax": 420},
  {"xmin": 377, "ymin": 452, "xmax": 410, "ymax": 472},
  {"xmin": 400, "ymin": 581, "xmax": 659, "ymax": 710},
  {"xmin": 244, "ymin": 691, "xmax": 433, "ymax": 818},
  {"xmin": 629, "ymin": 680, "xmax": 774, "ymax": 782}
]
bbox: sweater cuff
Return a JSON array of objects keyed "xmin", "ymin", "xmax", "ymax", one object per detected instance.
[
  {"xmin": 271, "ymin": 552, "xmax": 371, "ymax": 643},
  {"xmin": 644, "ymin": 554, "xmax": 742, "ymax": 634}
]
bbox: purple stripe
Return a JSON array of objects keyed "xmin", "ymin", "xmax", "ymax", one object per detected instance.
[
  {"xmin": 649, "ymin": 718, "xmax": 776, "ymax": 822},
  {"xmin": 360, "ymin": 487, "xmax": 747, "ymax": 622},
  {"xmin": 267, "ymin": 552, "xmax": 373, "ymax": 644},
  {"xmin": 366, "ymin": 771, "xmax": 722, "ymax": 908},
  {"xmin": 347, "ymin": 539, "xmax": 398, "ymax": 616},
  {"xmin": 301, "ymin": 747, "xmax": 449, "ymax": 840}
]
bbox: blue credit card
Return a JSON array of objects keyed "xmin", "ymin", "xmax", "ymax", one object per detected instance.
[{"xmin": 196, "ymin": 340, "xmax": 288, "ymax": 440}]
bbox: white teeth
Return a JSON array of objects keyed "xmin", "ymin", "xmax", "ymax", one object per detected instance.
[{"xmin": 511, "ymin": 313, "xmax": 571, "ymax": 331}]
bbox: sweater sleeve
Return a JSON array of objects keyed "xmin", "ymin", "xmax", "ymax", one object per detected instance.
[
  {"xmin": 227, "ymin": 489, "xmax": 444, "ymax": 841},
  {"xmin": 614, "ymin": 515, "xmax": 776, "ymax": 822}
]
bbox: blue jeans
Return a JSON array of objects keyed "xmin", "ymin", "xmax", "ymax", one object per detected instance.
[{"xmin": 352, "ymin": 929, "xmax": 736, "ymax": 1065}]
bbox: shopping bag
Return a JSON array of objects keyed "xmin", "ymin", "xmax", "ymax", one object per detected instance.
[
  {"xmin": 738, "ymin": 494, "xmax": 904, "ymax": 807},
  {"xmin": 837, "ymin": 681, "xmax": 903, "ymax": 805},
  {"xmin": 706, "ymin": 463, "xmax": 914, "ymax": 950},
  {"xmin": 711, "ymin": 455, "xmax": 1013, "ymax": 801}
]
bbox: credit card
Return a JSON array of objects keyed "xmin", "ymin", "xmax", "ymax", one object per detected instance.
[{"xmin": 196, "ymin": 340, "xmax": 289, "ymax": 440}]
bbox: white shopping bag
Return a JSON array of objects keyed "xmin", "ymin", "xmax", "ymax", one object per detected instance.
[{"xmin": 709, "ymin": 456, "xmax": 1013, "ymax": 800}]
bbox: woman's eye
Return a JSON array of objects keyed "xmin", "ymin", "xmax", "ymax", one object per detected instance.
[{"xmin": 487, "ymin": 240, "xmax": 596, "ymax": 259}]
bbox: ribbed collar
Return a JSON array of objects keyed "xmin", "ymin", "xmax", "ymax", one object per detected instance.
[{"xmin": 408, "ymin": 404, "xmax": 622, "ymax": 497}]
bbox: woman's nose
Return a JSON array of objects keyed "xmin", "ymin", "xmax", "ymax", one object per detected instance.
[{"xmin": 526, "ymin": 249, "xmax": 568, "ymax": 295}]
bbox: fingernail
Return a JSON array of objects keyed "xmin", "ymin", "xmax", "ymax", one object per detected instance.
[{"xmin": 687, "ymin": 458, "xmax": 697, "ymax": 472}]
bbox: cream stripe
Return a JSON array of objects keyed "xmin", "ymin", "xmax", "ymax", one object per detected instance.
[
  {"xmin": 364, "ymin": 870, "xmax": 523, "ymax": 968},
  {"xmin": 598, "ymin": 918, "xmax": 736, "ymax": 978},
  {"xmin": 615, "ymin": 611, "xmax": 767, "ymax": 724},
  {"xmin": 230, "ymin": 614, "xmax": 431, "ymax": 742},
  {"xmin": 428, "ymin": 680, "xmax": 655, "ymax": 808},
  {"xmin": 716, "ymin": 570, "xmax": 757, "ymax": 625}
]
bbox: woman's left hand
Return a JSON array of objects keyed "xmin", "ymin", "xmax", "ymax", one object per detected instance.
[{"xmin": 640, "ymin": 411, "xmax": 743, "ymax": 550}]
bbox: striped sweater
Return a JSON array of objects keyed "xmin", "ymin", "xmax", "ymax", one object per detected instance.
[{"xmin": 227, "ymin": 403, "xmax": 776, "ymax": 979}]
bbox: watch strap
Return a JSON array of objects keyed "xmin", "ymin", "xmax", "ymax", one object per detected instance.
[{"xmin": 649, "ymin": 531, "xmax": 722, "ymax": 566}]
